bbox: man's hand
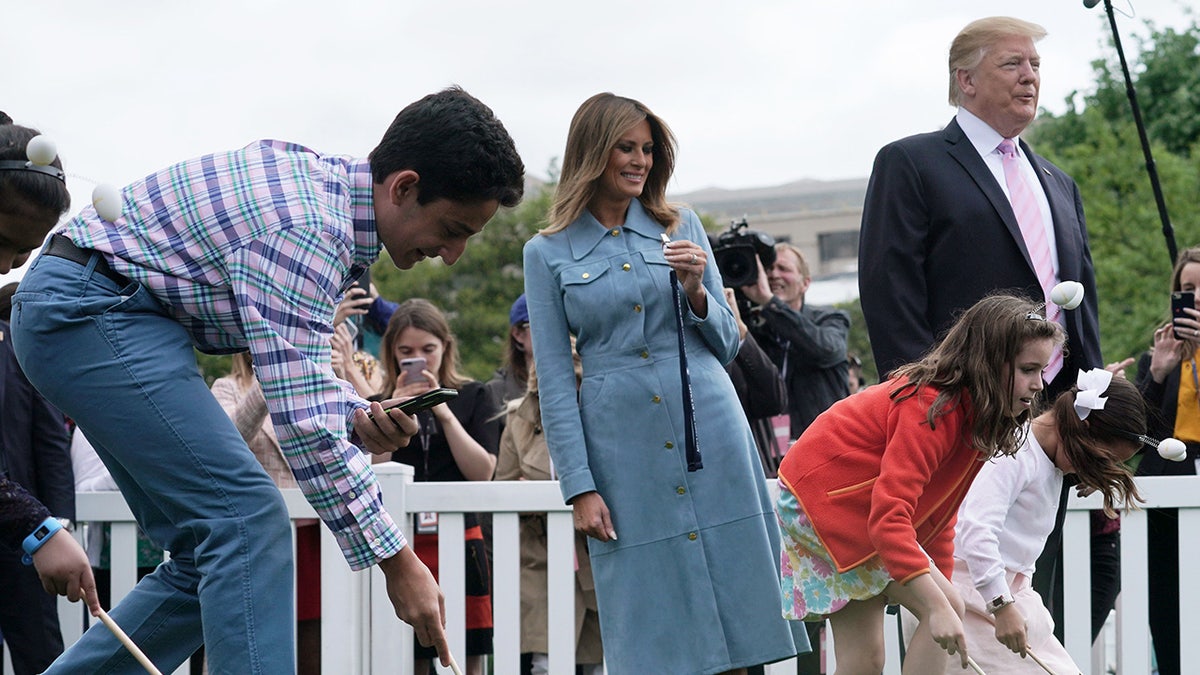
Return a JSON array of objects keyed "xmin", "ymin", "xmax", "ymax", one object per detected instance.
[
  {"xmin": 570, "ymin": 491, "xmax": 617, "ymax": 542},
  {"xmin": 739, "ymin": 256, "xmax": 773, "ymax": 306},
  {"xmin": 353, "ymin": 401, "xmax": 420, "ymax": 455},
  {"xmin": 33, "ymin": 529, "xmax": 102, "ymax": 617},
  {"xmin": 379, "ymin": 546, "xmax": 450, "ymax": 666}
]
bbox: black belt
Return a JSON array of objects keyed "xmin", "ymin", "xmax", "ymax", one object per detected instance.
[{"xmin": 44, "ymin": 234, "xmax": 130, "ymax": 286}]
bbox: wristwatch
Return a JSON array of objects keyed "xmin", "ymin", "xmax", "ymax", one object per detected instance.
[
  {"xmin": 987, "ymin": 592, "xmax": 1016, "ymax": 614},
  {"xmin": 21, "ymin": 516, "xmax": 63, "ymax": 565}
]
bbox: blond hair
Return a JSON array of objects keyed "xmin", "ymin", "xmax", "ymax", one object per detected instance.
[
  {"xmin": 543, "ymin": 93, "xmax": 679, "ymax": 234},
  {"xmin": 948, "ymin": 17, "xmax": 1047, "ymax": 106}
]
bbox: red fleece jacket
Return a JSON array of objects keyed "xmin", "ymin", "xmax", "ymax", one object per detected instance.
[{"xmin": 778, "ymin": 380, "xmax": 985, "ymax": 583}]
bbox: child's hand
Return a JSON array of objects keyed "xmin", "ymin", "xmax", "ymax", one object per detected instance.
[
  {"xmin": 991, "ymin": 603, "xmax": 1029, "ymax": 657},
  {"xmin": 928, "ymin": 605, "xmax": 969, "ymax": 669},
  {"xmin": 33, "ymin": 529, "xmax": 102, "ymax": 617}
]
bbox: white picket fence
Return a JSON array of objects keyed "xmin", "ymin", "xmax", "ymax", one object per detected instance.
[{"xmin": 8, "ymin": 467, "xmax": 1200, "ymax": 674}]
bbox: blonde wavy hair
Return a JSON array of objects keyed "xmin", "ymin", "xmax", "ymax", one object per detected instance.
[{"xmin": 543, "ymin": 93, "xmax": 679, "ymax": 234}]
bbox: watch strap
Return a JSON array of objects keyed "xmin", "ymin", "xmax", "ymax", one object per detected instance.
[
  {"xmin": 987, "ymin": 592, "xmax": 1015, "ymax": 614},
  {"xmin": 21, "ymin": 517, "xmax": 63, "ymax": 565}
]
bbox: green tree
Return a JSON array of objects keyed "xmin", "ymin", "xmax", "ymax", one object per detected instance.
[{"xmin": 1029, "ymin": 17, "xmax": 1200, "ymax": 371}]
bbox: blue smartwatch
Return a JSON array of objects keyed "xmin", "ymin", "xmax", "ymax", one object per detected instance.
[{"xmin": 21, "ymin": 516, "xmax": 63, "ymax": 565}]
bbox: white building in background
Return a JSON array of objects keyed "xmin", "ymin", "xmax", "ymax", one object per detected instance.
[{"xmin": 675, "ymin": 177, "xmax": 867, "ymax": 305}]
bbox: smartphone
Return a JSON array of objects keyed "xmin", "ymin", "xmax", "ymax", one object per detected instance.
[
  {"xmin": 353, "ymin": 267, "xmax": 371, "ymax": 293},
  {"xmin": 1173, "ymin": 291, "xmax": 1194, "ymax": 339},
  {"xmin": 400, "ymin": 357, "xmax": 427, "ymax": 384},
  {"xmin": 367, "ymin": 387, "xmax": 458, "ymax": 421}
]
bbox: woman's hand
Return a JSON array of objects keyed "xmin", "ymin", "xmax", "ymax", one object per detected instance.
[
  {"xmin": 391, "ymin": 369, "xmax": 438, "ymax": 402},
  {"xmin": 663, "ymin": 239, "xmax": 708, "ymax": 317},
  {"xmin": 330, "ymin": 323, "xmax": 356, "ymax": 379},
  {"xmin": 570, "ymin": 491, "xmax": 617, "ymax": 542},
  {"xmin": 1150, "ymin": 321, "xmax": 1189, "ymax": 383},
  {"xmin": 334, "ymin": 287, "xmax": 372, "ymax": 327},
  {"xmin": 723, "ymin": 288, "xmax": 748, "ymax": 341}
]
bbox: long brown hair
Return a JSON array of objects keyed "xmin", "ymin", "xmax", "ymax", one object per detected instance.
[
  {"xmin": 1047, "ymin": 375, "xmax": 1145, "ymax": 517},
  {"xmin": 543, "ymin": 93, "xmax": 679, "ymax": 234},
  {"xmin": 378, "ymin": 298, "xmax": 469, "ymax": 393},
  {"xmin": 891, "ymin": 293, "xmax": 1064, "ymax": 458}
]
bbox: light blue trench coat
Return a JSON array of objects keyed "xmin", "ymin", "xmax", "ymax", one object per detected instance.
[{"xmin": 523, "ymin": 201, "xmax": 806, "ymax": 674}]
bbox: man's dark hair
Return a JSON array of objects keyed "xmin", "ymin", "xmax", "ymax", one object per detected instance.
[{"xmin": 369, "ymin": 87, "xmax": 525, "ymax": 208}]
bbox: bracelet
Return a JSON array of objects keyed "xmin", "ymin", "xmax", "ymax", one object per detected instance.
[{"xmin": 21, "ymin": 517, "xmax": 63, "ymax": 565}]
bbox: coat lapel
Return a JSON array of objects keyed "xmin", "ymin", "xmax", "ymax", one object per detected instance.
[{"xmin": 942, "ymin": 118, "xmax": 1036, "ymax": 273}]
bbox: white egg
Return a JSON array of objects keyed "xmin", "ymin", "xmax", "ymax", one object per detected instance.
[
  {"xmin": 25, "ymin": 135, "xmax": 58, "ymax": 166},
  {"xmin": 92, "ymin": 184, "xmax": 123, "ymax": 222},
  {"xmin": 1158, "ymin": 438, "xmax": 1188, "ymax": 462},
  {"xmin": 1050, "ymin": 280, "xmax": 1085, "ymax": 310}
]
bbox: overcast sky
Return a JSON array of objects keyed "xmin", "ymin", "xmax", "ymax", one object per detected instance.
[{"xmin": 3, "ymin": 0, "xmax": 1193, "ymax": 286}]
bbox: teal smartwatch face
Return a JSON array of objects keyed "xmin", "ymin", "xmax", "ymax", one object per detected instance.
[{"xmin": 21, "ymin": 517, "xmax": 63, "ymax": 565}]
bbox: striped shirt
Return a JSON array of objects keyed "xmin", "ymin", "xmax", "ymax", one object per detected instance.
[{"xmin": 64, "ymin": 139, "xmax": 403, "ymax": 570}]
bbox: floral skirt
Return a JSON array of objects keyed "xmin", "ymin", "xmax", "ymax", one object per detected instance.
[{"xmin": 777, "ymin": 485, "xmax": 893, "ymax": 621}]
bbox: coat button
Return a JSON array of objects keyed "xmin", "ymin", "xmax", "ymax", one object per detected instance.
[
  {"xmin": 688, "ymin": 532, "xmax": 698, "ymax": 541},
  {"xmin": 582, "ymin": 272, "xmax": 590, "ymax": 279},
  {"xmin": 622, "ymin": 263, "xmax": 631, "ymax": 271},
  {"xmin": 634, "ymin": 304, "xmax": 642, "ymax": 312},
  {"xmin": 652, "ymin": 395, "xmax": 661, "ymax": 403},
  {"xmin": 640, "ymin": 351, "xmax": 649, "ymax": 359},
  {"xmin": 676, "ymin": 486, "xmax": 686, "ymax": 495},
  {"xmin": 610, "ymin": 228, "xmax": 620, "ymax": 236},
  {"xmin": 664, "ymin": 441, "xmax": 674, "ymax": 449}
]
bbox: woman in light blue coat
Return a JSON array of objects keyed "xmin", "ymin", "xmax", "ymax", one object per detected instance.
[{"xmin": 523, "ymin": 92, "xmax": 806, "ymax": 675}]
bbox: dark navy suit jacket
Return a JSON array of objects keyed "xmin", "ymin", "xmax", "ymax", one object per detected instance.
[
  {"xmin": 858, "ymin": 117, "xmax": 1102, "ymax": 389},
  {"xmin": 0, "ymin": 319, "xmax": 73, "ymax": 522}
]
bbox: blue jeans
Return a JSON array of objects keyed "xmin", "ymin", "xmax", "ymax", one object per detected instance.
[{"xmin": 11, "ymin": 252, "xmax": 295, "ymax": 674}]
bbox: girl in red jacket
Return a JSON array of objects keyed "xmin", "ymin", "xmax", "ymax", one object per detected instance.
[{"xmin": 777, "ymin": 294, "xmax": 1063, "ymax": 674}]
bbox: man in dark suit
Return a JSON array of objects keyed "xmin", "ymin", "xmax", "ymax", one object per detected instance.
[
  {"xmin": 859, "ymin": 17, "xmax": 1100, "ymax": 387},
  {"xmin": 858, "ymin": 15, "xmax": 1108, "ymax": 646},
  {"xmin": 0, "ymin": 317, "xmax": 75, "ymax": 675}
]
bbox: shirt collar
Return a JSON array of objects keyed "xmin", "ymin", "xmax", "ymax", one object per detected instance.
[
  {"xmin": 956, "ymin": 107, "xmax": 1018, "ymax": 159},
  {"xmin": 566, "ymin": 199, "xmax": 665, "ymax": 260},
  {"xmin": 347, "ymin": 157, "xmax": 380, "ymax": 266}
]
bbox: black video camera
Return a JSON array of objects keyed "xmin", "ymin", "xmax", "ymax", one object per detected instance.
[{"xmin": 712, "ymin": 218, "xmax": 776, "ymax": 288}]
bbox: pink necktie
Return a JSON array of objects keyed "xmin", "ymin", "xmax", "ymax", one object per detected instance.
[{"xmin": 999, "ymin": 138, "xmax": 1063, "ymax": 383}]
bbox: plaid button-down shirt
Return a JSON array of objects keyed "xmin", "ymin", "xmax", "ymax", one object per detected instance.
[{"xmin": 64, "ymin": 139, "xmax": 404, "ymax": 570}]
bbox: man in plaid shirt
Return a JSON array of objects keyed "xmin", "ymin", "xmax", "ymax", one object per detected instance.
[{"xmin": 10, "ymin": 87, "xmax": 524, "ymax": 674}]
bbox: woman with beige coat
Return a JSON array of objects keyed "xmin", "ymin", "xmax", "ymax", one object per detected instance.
[{"xmin": 495, "ymin": 353, "xmax": 603, "ymax": 675}]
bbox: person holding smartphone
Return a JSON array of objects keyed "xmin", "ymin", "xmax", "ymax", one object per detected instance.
[
  {"xmin": 375, "ymin": 298, "xmax": 500, "ymax": 675},
  {"xmin": 9, "ymin": 89, "xmax": 523, "ymax": 673},
  {"xmin": 1134, "ymin": 244, "xmax": 1200, "ymax": 675}
]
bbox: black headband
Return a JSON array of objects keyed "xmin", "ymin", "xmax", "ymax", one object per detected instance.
[{"xmin": 0, "ymin": 160, "xmax": 66, "ymax": 182}]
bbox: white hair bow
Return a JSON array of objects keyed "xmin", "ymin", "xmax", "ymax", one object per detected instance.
[{"xmin": 1073, "ymin": 368, "xmax": 1113, "ymax": 420}]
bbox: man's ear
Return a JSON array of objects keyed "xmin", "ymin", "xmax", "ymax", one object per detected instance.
[
  {"xmin": 955, "ymin": 68, "xmax": 976, "ymax": 99},
  {"xmin": 387, "ymin": 170, "xmax": 420, "ymax": 205}
]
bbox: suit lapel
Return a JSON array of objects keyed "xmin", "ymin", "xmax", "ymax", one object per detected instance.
[{"xmin": 942, "ymin": 119, "xmax": 1036, "ymax": 273}]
